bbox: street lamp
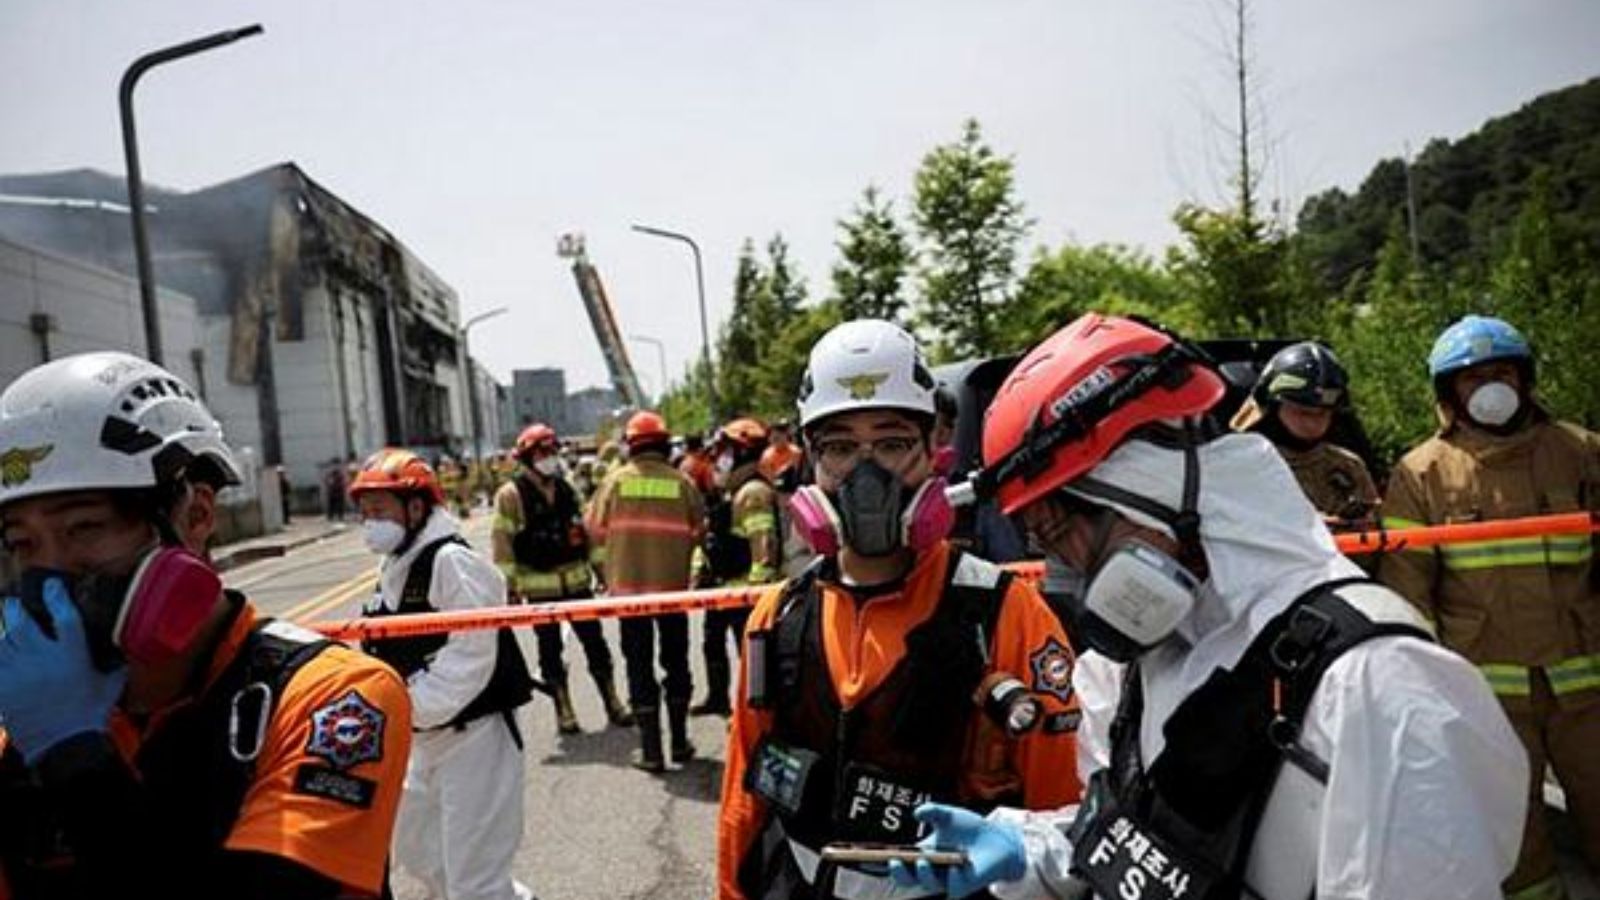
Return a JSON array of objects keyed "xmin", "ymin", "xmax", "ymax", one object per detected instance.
[
  {"xmin": 628, "ymin": 334, "xmax": 669, "ymax": 404},
  {"xmin": 120, "ymin": 24, "xmax": 263, "ymax": 365},
  {"xmin": 631, "ymin": 223, "xmax": 718, "ymax": 419},
  {"xmin": 460, "ymin": 307, "xmax": 509, "ymax": 463}
]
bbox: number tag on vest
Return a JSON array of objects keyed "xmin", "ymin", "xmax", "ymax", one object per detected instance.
[
  {"xmin": 835, "ymin": 762, "xmax": 930, "ymax": 844},
  {"xmin": 747, "ymin": 738, "xmax": 820, "ymax": 817},
  {"xmin": 1070, "ymin": 775, "xmax": 1212, "ymax": 900}
]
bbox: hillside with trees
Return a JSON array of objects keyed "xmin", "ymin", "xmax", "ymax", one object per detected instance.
[{"xmin": 660, "ymin": 78, "xmax": 1600, "ymax": 468}]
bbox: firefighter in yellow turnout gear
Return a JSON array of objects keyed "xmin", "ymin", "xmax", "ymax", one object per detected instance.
[
  {"xmin": 694, "ymin": 418, "xmax": 782, "ymax": 717},
  {"xmin": 1380, "ymin": 315, "xmax": 1600, "ymax": 900},
  {"xmin": 492, "ymin": 424, "xmax": 630, "ymax": 735},
  {"xmin": 1231, "ymin": 341, "xmax": 1380, "ymax": 528},
  {"xmin": 587, "ymin": 412, "xmax": 708, "ymax": 772}
]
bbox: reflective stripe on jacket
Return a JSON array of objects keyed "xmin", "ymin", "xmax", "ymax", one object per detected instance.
[
  {"xmin": 490, "ymin": 478, "xmax": 592, "ymax": 599},
  {"xmin": 1379, "ymin": 413, "xmax": 1600, "ymax": 699},
  {"xmin": 587, "ymin": 456, "xmax": 706, "ymax": 595},
  {"xmin": 730, "ymin": 465, "xmax": 781, "ymax": 586}
]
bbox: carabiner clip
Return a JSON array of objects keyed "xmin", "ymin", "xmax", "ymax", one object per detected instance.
[{"xmin": 229, "ymin": 681, "xmax": 274, "ymax": 763}]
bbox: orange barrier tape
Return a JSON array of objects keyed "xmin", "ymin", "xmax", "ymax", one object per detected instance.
[
  {"xmin": 310, "ymin": 511, "xmax": 1598, "ymax": 641},
  {"xmin": 312, "ymin": 583, "xmax": 771, "ymax": 641},
  {"xmin": 1333, "ymin": 511, "xmax": 1596, "ymax": 556}
]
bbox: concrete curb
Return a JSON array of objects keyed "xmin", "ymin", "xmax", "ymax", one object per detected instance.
[{"xmin": 215, "ymin": 523, "xmax": 349, "ymax": 572}]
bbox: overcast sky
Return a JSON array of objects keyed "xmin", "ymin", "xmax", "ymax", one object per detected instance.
[{"xmin": 4, "ymin": 1, "xmax": 1597, "ymax": 392}]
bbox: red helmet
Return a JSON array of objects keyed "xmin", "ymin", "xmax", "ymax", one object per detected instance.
[
  {"xmin": 348, "ymin": 448, "xmax": 447, "ymax": 505},
  {"xmin": 718, "ymin": 417, "xmax": 768, "ymax": 450},
  {"xmin": 515, "ymin": 423, "xmax": 558, "ymax": 459},
  {"xmin": 624, "ymin": 411, "xmax": 671, "ymax": 447},
  {"xmin": 980, "ymin": 314, "xmax": 1226, "ymax": 516}
]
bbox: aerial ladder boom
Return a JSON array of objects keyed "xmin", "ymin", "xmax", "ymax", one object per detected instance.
[{"xmin": 557, "ymin": 233, "xmax": 646, "ymax": 409}]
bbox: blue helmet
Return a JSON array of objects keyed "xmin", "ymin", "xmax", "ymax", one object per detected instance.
[{"xmin": 1427, "ymin": 315, "xmax": 1533, "ymax": 384}]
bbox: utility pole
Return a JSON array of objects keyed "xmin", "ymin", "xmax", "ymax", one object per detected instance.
[
  {"xmin": 461, "ymin": 307, "xmax": 509, "ymax": 463},
  {"xmin": 120, "ymin": 24, "xmax": 263, "ymax": 364},
  {"xmin": 632, "ymin": 224, "xmax": 718, "ymax": 420}
]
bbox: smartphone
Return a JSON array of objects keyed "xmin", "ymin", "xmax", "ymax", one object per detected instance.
[{"xmin": 819, "ymin": 842, "xmax": 968, "ymax": 867}]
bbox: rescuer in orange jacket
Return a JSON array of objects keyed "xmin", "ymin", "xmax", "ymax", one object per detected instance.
[
  {"xmin": 717, "ymin": 320, "xmax": 1083, "ymax": 900},
  {"xmin": 0, "ymin": 353, "xmax": 411, "ymax": 899}
]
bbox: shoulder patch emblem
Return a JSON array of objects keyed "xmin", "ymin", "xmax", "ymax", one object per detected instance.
[
  {"xmin": 306, "ymin": 689, "xmax": 386, "ymax": 769},
  {"xmin": 1029, "ymin": 635, "xmax": 1075, "ymax": 702},
  {"xmin": 0, "ymin": 445, "xmax": 53, "ymax": 487}
]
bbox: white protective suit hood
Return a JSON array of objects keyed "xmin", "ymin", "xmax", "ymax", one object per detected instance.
[{"xmin": 1070, "ymin": 431, "xmax": 1364, "ymax": 764}]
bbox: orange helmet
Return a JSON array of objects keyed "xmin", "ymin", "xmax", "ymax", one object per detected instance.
[
  {"xmin": 979, "ymin": 314, "xmax": 1225, "ymax": 516},
  {"xmin": 759, "ymin": 443, "xmax": 800, "ymax": 480},
  {"xmin": 719, "ymin": 417, "xmax": 768, "ymax": 450},
  {"xmin": 515, "ymin": 423, "xmax": 558, "ymax": 459},
  {"xmin": 624, "ymin": 411, "xmax": 671, "ymax": 447},
  {"xmin": 348, "ymin": 448, "xmax": 447, "ymax": 505}
]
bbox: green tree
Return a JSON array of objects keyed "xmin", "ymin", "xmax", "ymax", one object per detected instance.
[
  {"xmin": 912, "ymin": 119, "xmax": 1031, "ymax": 360},
  {"xmin": 716, "ymin": 240, "xmax": 765, "ymax": 416},
  {"xmin": 1167, "ymin": 202, "xmax": 1294, "ymax": 335},
  {"xmin": 659, "ymin": 357, "xmax": 714, "ymax": 436},
  {"xmin": 1326, "ymin": 216, "xmax": 1456, "ymax": 465},
  {"xmin": 758, "ymin": 233, "xmax": 805, "ymax": 336},
  {"xmin": 1007, "ymin": 243, "xmax": 1202, "ymax": 351},
  {"xmin": 753, "ymin": 301, "xmax": 846, "ymax": 421},
  {"xmin": 831, "ymin": 185, "xmax": 913, "ymax": 323},
  {"xmin": 1486, "ymin": 169, "xmax": 1600, "ymax": 428}
]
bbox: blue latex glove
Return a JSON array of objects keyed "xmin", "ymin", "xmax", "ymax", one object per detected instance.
[
  {"xmin": 0, "ymin": 579, "xmax": 127, "ymax": 764},
  {"xmin": 887, "ymin": 803, "xmax": 1027, "ymax": 898}
]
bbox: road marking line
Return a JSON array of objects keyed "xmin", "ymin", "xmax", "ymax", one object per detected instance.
[
  {"xmin": 281, "ymin": 571, "xmax": 377, "ymax": 622},
  {"xmin": 291, "ymin": 574, "xmax": 378, "ymax": 623}
]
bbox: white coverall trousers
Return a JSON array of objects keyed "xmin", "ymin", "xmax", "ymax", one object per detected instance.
[{"xmin": 393, "ymin": 711, "xmax": 529, "ymax": 900}]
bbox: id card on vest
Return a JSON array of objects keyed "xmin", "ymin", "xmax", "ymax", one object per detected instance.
[
  {"xmin": 748, "ymin": 738, "xmax": 822, "ymax": 818},
  {"xmin": 834, "ymin": 762, "xmax": 931, "ymax": 845},
  {"xmin": 1070, "ymin": 775, "xmax": 1212, "ymax": 900}
]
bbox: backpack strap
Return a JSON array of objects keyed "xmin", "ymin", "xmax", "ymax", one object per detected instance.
[
  {"xmin": 1260, "ymin": 577, "xmax": 1433, "ymax": 783},
  {"xmin": 204, "ymin": 618, "xmax": 333, "ymax": 846},
  {"xmin": 401, "ymin": 535, "xmax": 469, "ymax": 611},
  {"xmin": 772, "ymin": 557, "xmax": 829, "ymax": 700},
  {"xmin": 229, "ymin": 620, "xmax": 336, "ymax": 764},
  {"xmin": 892, "ymin": 551, "xmax": 1011, "ymax": 746}
]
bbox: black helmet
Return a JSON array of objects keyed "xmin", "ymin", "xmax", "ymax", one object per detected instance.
[{"xmin": 1253, "ymin": 342, "xmax": 1349, "ymax": 410}]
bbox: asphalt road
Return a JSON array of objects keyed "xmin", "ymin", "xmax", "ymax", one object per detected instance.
[{"xmin": 223, "ymin": 512, "xmax": 728, "ymax": 900}]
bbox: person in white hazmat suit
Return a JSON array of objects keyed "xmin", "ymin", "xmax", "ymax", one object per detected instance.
[
  {"xmin": 889, "ymin": 314, "xmax": 1528, "ymax": 900},
  {"xmin": 350, "ymin": 449, "xmax": 537, "ymax": 900}
]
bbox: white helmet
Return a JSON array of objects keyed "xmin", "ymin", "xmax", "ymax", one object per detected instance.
[
  {"xmin": 0, "ymin": 352, "xmax": 241, "ymax": 509},
  {"xmin": 797, "ymin": 319, "xmax": 937, "ymax": 429}
]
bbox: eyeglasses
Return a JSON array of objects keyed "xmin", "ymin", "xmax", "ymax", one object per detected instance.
[{"xmin": 812, "ymin": 435, "xmax": 922, "ymax": 471}]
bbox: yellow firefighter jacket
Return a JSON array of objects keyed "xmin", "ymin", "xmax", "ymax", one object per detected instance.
[
  {"xmin": 1380, "ymin": 409, "xmax": 1600, "ymax": 705},
  {"xmin": 1278, "ymin": 441, "xmax": 1380, "ymax": 525}
]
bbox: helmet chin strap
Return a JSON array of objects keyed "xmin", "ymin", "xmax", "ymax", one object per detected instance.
[
  {"xmin": 146, "ymin": 479, "xmax": 192, "ymax": 549},
  {"xmin": 391, "ymin": 499, "xmax": 431, "ymax": 558}
]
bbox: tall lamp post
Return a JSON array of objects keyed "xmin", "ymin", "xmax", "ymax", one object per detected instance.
[
  {"xmin": 631, "ymin": 223, "xmax": 718, "ymax": 420},
  {"xmin": 460, "ymin": 307, "xmax": 509, "ymax": 464},
  {"xmin": 120, "ymin": 24, "xmax": 263, "ymax": 365},
  {"xmin": 628, "ymin": 334, "xmax": 669, "ymax": 405}
]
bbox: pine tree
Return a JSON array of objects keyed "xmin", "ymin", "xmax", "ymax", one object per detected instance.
[
  {"xmin": 912, "ymin": 119, "xmax": 1030, "ymax": 360},
  {"xmin": 831, "ymin": 185, "xmax": 913, "ymax": 323}
]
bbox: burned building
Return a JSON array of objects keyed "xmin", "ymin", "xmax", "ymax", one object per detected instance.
[{"xmin": 0, "ymin": 164, "xmax": 480, "ymax": 509}]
